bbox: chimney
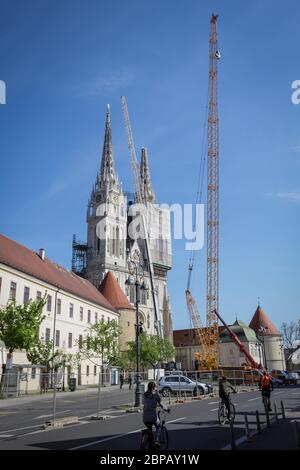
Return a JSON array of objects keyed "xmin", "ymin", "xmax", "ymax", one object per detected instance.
[{"xmin": 39, "ymin": 248, "xmax": 45, "ymax": 261}]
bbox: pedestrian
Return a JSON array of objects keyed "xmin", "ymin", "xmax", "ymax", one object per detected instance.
[
  {"xmin": 128, "ymin": 373, "xmax": 132, "ymax": 390},
  {"xmin": 120, "ymin": 372, "xmax": 124, "ymax": 389}
]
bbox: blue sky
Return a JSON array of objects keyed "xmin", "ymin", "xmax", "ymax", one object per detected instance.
[{"xmin": 0, "ymin": 0, "xmax": 299, "ymax": 331}]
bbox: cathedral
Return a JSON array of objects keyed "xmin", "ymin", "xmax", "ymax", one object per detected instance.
[{"xmin": 72, "ymin": 106, "xmax": 173, "ymax": 342}]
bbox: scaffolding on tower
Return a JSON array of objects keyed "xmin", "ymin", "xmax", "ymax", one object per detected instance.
[{"xmin": 71, "ymin": 234, "xmax": 88, "ymax": 277}]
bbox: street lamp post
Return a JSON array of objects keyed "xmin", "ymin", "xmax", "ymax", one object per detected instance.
[
  {"xmin": 126, "ymin": 250, "xmax": 147, "ymax": 408},
  {"xmin": 62, "ymin": 354, "xmax": 66, "ymax": 392},
  {"xmin": 258, "ymin": 325, "xmax": 268, "ymax": 369}
]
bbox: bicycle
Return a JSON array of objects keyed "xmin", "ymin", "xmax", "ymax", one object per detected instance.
[
  {"xmin": 140, "ymin": 409, "xmax": 169, "ymax": 450},
  {"xmin": 218, "ymin": 395, "xmax": 235, "ymax": 426}
]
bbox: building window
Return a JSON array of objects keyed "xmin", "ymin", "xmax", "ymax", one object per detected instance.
[
  {"xmin": 69, "ymin": 303, "xmax": 74, "ymax": 318},
  {"xmin": 86, "ymin": 365, "xmax": 90, "ymax": 377},
  {"xmin": 45, "ymin": 328, "xmax": 51, "ymax": 344},
  {"xmin": 68, "ymin": 333, "xmax": 73, "ymax": 348},
  {"xmin": 101, "ymin": 315, "xmax": 104, "ymax": 323},
  {"xmin": 23, "ymin": 286, "xmax": 30, "ymax": 304},
  {"xmin": 129, "ymin": 285, "xmax": 135, "ymax": 303},
  {"xmin": 57, "ymin": 298, "xmax": 61, "ymax": 315},
  {"xmin": 141, "ymin": 289, "xmax": 147, "ymax": 305},
  {"xmin": 95, "ymin": 312, "xmax": 98, "ymax": 323},
  {"xmin": 9, "ymin": 281, "xmax": 17, "ymax": 301},
  {"xmin": 55, "ymin": 330, "xmax": 60, "ymax": 347},
  {"xmin": 31, "ymin": 368, "xmax": 36, "ymax": 379},
  {"xmin": 127, "ymin": 321, "xmax": 130, "ymax": 327},
  {"xmin": 80, "ymin": 307, "xmax": 83, "ymax": 321},
  {"xmin": 78, "ymin": 334, "xmax": 83, "ymax": 349},
  {"xmin": 107, "ymin": 317, "xmax": 110, "ymax": 323},
  {"xmin": 36, "ymin": 290, "xmax": 42, "ymax": 301},
  {"xmin": 47, "ymin": 295, "xmax": 52, "ymax": 312},
  {"xmin": 88, "ymin": 310, "xmax": 91, "ymax": 323},
  {"xmin": 94, "ymin": 365, "xmax": 97, "ymax": 376},
  {"xmin": 0, "ymin": 277, "xmax": 2, "ymax": 296}
]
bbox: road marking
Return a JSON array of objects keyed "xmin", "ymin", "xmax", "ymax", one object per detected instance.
[
  {"xmin": 69, "ymin": 417, "xmax": 186, "ymax": 450},
  {"xmin": 248, "ymin": 397, "xmax": 260, "ymax": 401},
  {"xmin": 208, "ymin": 401, "xmax": 219, "ymax": 405},
  {"xmin": 221, "ymin": 435, "xmax": 247, "ymax": 450},
  {"xmin": 273, "ymin": 391, "xmax": 284, "ymax": 395},
  {"xmin": 210, "ymin": 408, "xmax": 218, "ymax": 412},
  {"xmin": 0, "ymin": 424, "xmax": 43, "ymax": 434},
  {"xmin": 34, "ymin": 410, "xmax": 71, "ymax": 420},
  {"xmin": 0, "ymin": 434, "xmax": 13, "ymax": 438}
]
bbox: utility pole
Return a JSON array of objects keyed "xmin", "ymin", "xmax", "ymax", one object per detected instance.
[{"xmin": 206, "ymin": 14, "xmax": 221, "ymax": 368}]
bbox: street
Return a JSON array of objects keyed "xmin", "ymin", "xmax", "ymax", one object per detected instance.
[{"xmin": 0, "ymin": 385, "xmax": 299, "ymax": 450}]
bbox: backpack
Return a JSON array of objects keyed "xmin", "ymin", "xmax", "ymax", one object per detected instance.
[{"xmin": 261, "ymin": 375, "xmax": 271, "ymax": 388}]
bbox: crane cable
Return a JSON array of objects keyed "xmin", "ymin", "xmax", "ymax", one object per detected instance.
[{"xmin": 186, "ymin": 95, "xmax": 209, "ymax": 291}]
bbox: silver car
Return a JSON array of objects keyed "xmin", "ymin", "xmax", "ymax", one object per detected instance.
[{"xmin": 158, "ymin": 375, "xmax": 209, "ymax": 397}]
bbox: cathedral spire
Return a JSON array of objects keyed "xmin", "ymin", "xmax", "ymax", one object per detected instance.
[
  {"xmin": 140, "ymin": 147, "xmax": 155, "ymax": 203},
  {"xmin": 99, "ymin": 105, "xmax": 118, "ymax": 192}
]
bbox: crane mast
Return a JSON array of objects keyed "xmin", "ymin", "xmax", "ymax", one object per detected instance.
[{"xmin": 206, "ymin": 14, "xmax": 220, "ymax": 368}]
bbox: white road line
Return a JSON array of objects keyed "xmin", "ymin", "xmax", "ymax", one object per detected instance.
[
  {"xmin": 69, "ymin": 417, "xmax": 186, "ymax": 450},
  {"xmin": 248, "ymin": 397, "xmax": 260, "ymax": 401},
  {"xmin": 221, "ymin": 435, "xmax": 247, "ymax": 450},
  {"xmin": 209, "ymin": 408, "xmax": 218, "ymax": 412},
  {"xmin": 0, "ymin": 424, "xmax": 43, "ymax": 434},
  {"xmin": 273, "ymin": 391, "xmax": 284, "ymax": 395},
  {"xmin": 34, "ymin": 410, "xmax": 71, "ymax": 420},
  {"xmin": 0, "ymin": 434, "xmax": 13, "ymax": 438},
  {"xmin": 208, "ymin": 401, "xmax": 219, "ymax": 405}
]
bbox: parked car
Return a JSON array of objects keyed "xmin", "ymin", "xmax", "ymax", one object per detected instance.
[
  {"xmin": 158, "ymin": 375, "xmax": 210, "ymax": 397},
  {"xmin": 286, "ymin": 372, "xmax": 299, "ymax": 385},
  {"xmin": 270, "ymin": 370, "xmax": 287, "ymax": 385}
]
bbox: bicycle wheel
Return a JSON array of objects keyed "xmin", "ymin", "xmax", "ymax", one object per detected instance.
[
  {"xmin": 218, "ymin": 403, "xmax": 227, "ymax": 426},
  {"xmin": 160, "ymin": 426, "xmax": 168, "ymax": 450},
  {"xmin": 140, "ymin": 430, "xmax": 151, "ymax": 450},
  {"xmin": 228, "ymin": 402, "xmax": 235, "ymax": 423}
]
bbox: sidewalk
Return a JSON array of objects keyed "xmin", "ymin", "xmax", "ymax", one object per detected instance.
[{"xmin": 237, "ymin": 411, "xmax": 300, "ymax": 450}]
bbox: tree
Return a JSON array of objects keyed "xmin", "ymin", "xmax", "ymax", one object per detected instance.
[
  {"xmin": 27, "ymin": 339, "xmax": 61, "ymax": 372},
  {"xmin": 0, "ymin": 298, "xmax": 45, "ymax": 358},
  {"xmin": 80, "ymin": 319, "xmax": 120, "ymax": 384},
  {"xmin": 127, "ymin": 334, "xmax": 175, "ymax": 378},
  {"xmin": 280, "ymin": 321, "xmax": 300, "ymax": 349}
]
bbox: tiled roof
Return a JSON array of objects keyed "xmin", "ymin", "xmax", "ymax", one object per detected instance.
[
  {"xmin": 173, "ymin": 326, "xmax": 226, "ymax": 347},
  {"xmin": 0, "ymin": 233, "xmax": 116, "ymax": 312},
  {"xmin": 99, "ymin": 271, "xmax": 133, "ymax": 310},
  {"xmin": 249, "ymin": 306, "xmax": 280, "ymax": 336}
]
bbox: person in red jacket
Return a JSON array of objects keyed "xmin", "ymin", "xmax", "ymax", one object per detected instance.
[{"xmin": 259, "ymin": 370, "xmax": 274, "ymax": 411}]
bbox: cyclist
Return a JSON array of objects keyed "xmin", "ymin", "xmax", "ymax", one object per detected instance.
[
  {"xmin": 143, "ymin": 381, "xmax": 169, "ymax": 446},
  {"xmin": 219, "ymin": 375, "xmax": 237, "ymax": 419},
  {"xmin": 259, "ymin": 370, "xmax": 273, "ymax": 412}
]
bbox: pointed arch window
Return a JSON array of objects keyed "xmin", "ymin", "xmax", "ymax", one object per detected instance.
[{"xmin": 116, "ymin": 226, "xmax": 120, "ymax": 257}]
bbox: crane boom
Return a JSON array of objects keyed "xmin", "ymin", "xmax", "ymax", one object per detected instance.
[
  {"xmin": 121, "ymin": 96, "xmax": 163, "ymax": 338},
  {"xmin": 213, "ymin": 309, "xmax": 263, "ymax": 370},
  {"xmin": 121, "ymin": 96, "xmax": 142, "ymax": 203}
]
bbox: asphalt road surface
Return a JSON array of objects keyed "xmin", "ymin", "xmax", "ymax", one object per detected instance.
[{"xmin": 0, "ymin": 385, "xmax": 299, "ymax": 450}]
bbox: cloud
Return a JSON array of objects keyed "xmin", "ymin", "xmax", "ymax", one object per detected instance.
[
  {"xmin": 77, "ymin": 68, "xmax": 136, "ymax": 97},
  {"xmin": 275, "ymin": 191, "xmax": 300, "ymax": 203}
]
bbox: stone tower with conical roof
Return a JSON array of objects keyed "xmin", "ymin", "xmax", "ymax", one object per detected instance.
[
  {"xmin": 249, "ymin": 304, "xmax": 285, "ymax": 370},
  {"xmin": 86, "ymin": 106, "xmax": 127, "ymax": 288}
]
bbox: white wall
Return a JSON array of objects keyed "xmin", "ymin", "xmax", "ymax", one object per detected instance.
[{"xmin": 0, "ymin": 263, "xmax": 119, "ymax": 387}]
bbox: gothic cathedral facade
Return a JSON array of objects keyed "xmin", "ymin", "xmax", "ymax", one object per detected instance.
[{"xmin": 77, "ymin": 106, "xmax": 173, "ymax": 341}]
